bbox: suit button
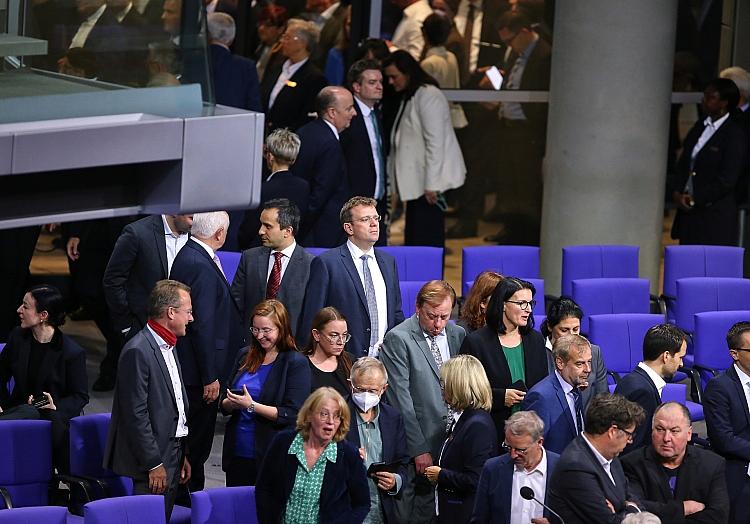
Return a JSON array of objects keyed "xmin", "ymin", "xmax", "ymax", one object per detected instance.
[{"xmin": 366, "ymin": 328, "xmax": 371, "ymax": 332}]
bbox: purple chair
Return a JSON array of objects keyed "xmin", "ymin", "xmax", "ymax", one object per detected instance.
[
  {"xmin": 662, "ymin": 246, "xmax": 744, "ymax": 321},
  {"xmin": 571, "ymin": 278, "xmax": 651, "ymax": 334},
  {"xmin": 0, "ymin": 420, "xmax": 52, "ymax": 509},
  {"xmin": 378, "ymin": 246, "xmax": 443, "ymax": 281},
  {"xmin": 84, "ymin": 495, "xmax": 166, "ymax": 524},
  {"xmin": 0, "ymin": 506, "xmax": 68, "ymax": 523},
  {"xmin": 660, "ymin": 383, "xmax": 704, "ymax": 422},
  {"xmin": 461, "ymin": 246, "xmax": 539, "ymax": 297},
  {"xmin": 216, "ymin": 251, "xmax": 242, "ymax": 284},
  {"xmin": 672, "ymin": 277, "xmax": 750, "ymax": 333},
  {"xmin": 190, "ymin": 487, "xmax": 257, "ymax": 524},
  {"xmin": 691, "ymin": 310, "xmax": 746, "ymax": 384},
  {"xmin": 399, "ymin": 281, "xmax": 427, "ymax": 319},
  {"xmin": 303, "ymin": 247, "xmax": 328, "ymax": 257},
  {"xmin": 561, "ymin": 245, "xmax": 639, "ymax": 297}
]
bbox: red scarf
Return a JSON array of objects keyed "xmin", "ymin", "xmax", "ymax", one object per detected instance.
[{"xmin": 148, "ymin": 319, "xmax": 177, "ymax": 347}]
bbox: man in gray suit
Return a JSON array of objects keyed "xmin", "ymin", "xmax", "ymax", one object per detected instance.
[
  {"xmin": 104, "ymin": 280, "xmax": 192, "ymax": 521},
  {"xmin": 380, "ymin": 280, "xmax": 466, "ymax": 523},
  {"xmin": 231, "ymin": 198, "xmax": 314, "ymax": 339}
]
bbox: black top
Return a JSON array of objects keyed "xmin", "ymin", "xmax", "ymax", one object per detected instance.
[
  {"xmin": 26, "ymin": 331, "xmax": 60, "ymax": 398},
  {"xmin": 308, "ymin": 354, "xmax": 351, "ymax": 399}
]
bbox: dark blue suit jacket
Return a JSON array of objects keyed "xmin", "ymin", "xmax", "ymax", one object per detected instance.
[
  {"xmin": 292, "ymin": 118, "xmax": 350, "ymax": 248},
  {"xmin": 298, "ymin": 244, "xmax": 405, "ymax": 356},
  {"xmin": 704, "ymin": 364, "xmax": 750, "ymax": 522},
  {"xmin": 339, "ymin": 103, "xmax": 384, "ymax": 200},
  {"xmin": 470, "ymin": 449, "xmax": 560, "ymax": 524},
  {"xmin": 436, "ymin": 409, "xmax": 499, "ymax": 523},
  {"xmin": 261, "ymin": 59, "xmax": 328, "ymax": 132},
  {"xmin": 346, "ymin": 400, "xmax": 410, "ymax": 524},
  {"xmin": 255, "ymin": 430, "xmax": 370, "ymax": 524},
  {"xmin": 210, "ymin": 44, "xmax": 261, "ymax": 111},
  {"xmin": 170, "ymin": 239, "xmax": 244, "ymax": 387},
  {"xmin": 521, "ymin": 371, "xmax": 593, "ymax": 455},
  {"xmin": 614, "ymin": 366, "xmax": 661, "ymax": 453}
]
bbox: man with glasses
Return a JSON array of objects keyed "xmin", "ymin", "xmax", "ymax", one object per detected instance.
[
  {"xmin": 472, "ymin": 410, "xmax": 559, "ymax": 524},
  {"xmin": 299, "ymin": 196, "xmax": 404, "ymax": 356},
  {"xmin": 548, "ymin": 393, "xmax": 644, "ymax": 523},
  {"xmin": 623, "ymin": 402, "xmax": 729, "ymax": 523},
  {"xmin": 615, "ymin": 324, "xmax": 688, "ymax": 454},
  {"xmin": 704, "ymin": 321, "xmax": 750, "ymax": 523}
]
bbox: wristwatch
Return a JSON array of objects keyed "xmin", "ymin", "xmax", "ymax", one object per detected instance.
[{"xmin": 246, "ymin": 401, "xmax": 255, "ymax": 413}]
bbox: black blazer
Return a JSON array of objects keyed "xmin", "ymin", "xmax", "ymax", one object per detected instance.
[
  {"xmin": 255, "ymin": 430, "xmax": 370, "ymax": 524},
  {"xmin": 435, "ymin": 409, "xmax": 499, "ymax": 523},
  {"xmin": 236, "ymin": 170, "xmax": 310, "ymax": 250},
  {"xmin": 459, "ymin": 326, "xmax": 548, "ymax": 436},
  {"xmin": 210, "ymin": 44, "xmax": 262, "ymax": 111},
  {"xmin": 220, "ymin": 348, "xmax": 311, "ymax": 469},
  {"xmin": 0, "ymin": 327, "xmax": 88, "ymax": 422},
  {"xmin": 103, "ymin": 215, "xmax": 171, "ymax": 333},
  {"xmin": 339, "ymin": 104, "xmax": 384, "ymax": 200},
  {"xmin": 622, "ymin": 444, "xmax": 729, "ymax": 524},
  {"xmin": 345, "ymin": 400, "xmax": 410, "ymax": 524},
  {"xmin": 614, "ymin": 366, "xmax": 661, "ymax": 453},
  {"xmin": 261, "ymin": 59, "xmax": 328, "ymax": 132},
  {"xmin": 548, "ymin": 435, "xmax": 639, "ymax": 524}
]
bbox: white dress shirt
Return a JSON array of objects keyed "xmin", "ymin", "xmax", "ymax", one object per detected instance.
[
  {"xmin": 499, "ymin": 34, "xmax": 539, "ymax": 121},
  {"xmin": 323, "ymin": 118, "xmax": 340, "ymax": 140},
  {"xmin": 391, "ymin": 0, "xmax": 433, "ymax": 60},
  {"xmin": 555, "ymin": 370, "xmax": 582, "ymax": 433},
  {"xmin": 161, "ymin": 215, "xmax": 190, "ymax": 275},
  {"xmin": 581, "ymin": 433, "xmax": 615, "ymax": 485},
  {"xmin": 114, "ymin": 2, "xmax": 133, "ymax": 23},
  {"xmin": 146, "ymin": 325, "xmax": 188, "ymax": 438},
  {"xmin": 510, "ymin": 447, "xmax": 548, "ymax": 524},
  {"xmin": 691, "ymin": 112, "xmax": 730, "ymax": 161},
  {"xmin": 268, "ymin": 58, "xmax": 308, "ymax": 108},
  {"xmin": 354, "ymin": 97, "xmax": 384, "ymax": 199},
  {"xmin": 265, "ymin": 241, "xmax": 296, "ymax": 283},
  {"xmin": 454, "ymin": 0, "xmax": 483, "ymax": 73},
  {"xmin": 421, "ymin": 329, "xmax": 451, "ymax": 365},
  {"xmin": 346, "ymin": 240, "xmax": 387, "ymax": 356},
  {"xmin": 733, "ymin": 364, "xmax": 750, "ymax": 476},
  {"xmin": 69, "ymin": 4, "xmax": 106, "ymax": 49},
  {"xmin": 637, "ymin": 361, "xmax": 666, "ymax": 398}
]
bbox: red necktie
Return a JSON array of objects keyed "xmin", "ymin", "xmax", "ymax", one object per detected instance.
[{"xmin": 266, "ymin": 252, "xmax": 283, "ymax": 298}]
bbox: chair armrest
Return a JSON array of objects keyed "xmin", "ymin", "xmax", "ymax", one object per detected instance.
[
  {"xmin": 689, "ymin": 363, "xmax": 720, "ymax": 378},
  {"xmin": 689, "ymin": 435, "xmax": 711, "ymax": 450},
  {"xmin": 650, "ymin": 294, "xmax": 667, "ymax": 319},
  {"xmin": 607, "ymin": 370, "xmax": 622, "ymax": 385},
  {"xmin": 678, "ymin": 366, "xmax": 704, "ymax": 404},
  {"xmin": 53, "ymin": 474, "xmax": 93, "ymax": 503},
  {"xmin": 66, "ymin": 474, "xmax": 110, "ymax": 499},
  {"xmin": 0, "ymin": 486, "xmax": 13, "ymax": 509}
]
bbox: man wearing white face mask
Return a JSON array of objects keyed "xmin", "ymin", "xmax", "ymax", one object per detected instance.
[{"xmin": 345, "ymin": 357, "xmax": 410, "ymax": 524}]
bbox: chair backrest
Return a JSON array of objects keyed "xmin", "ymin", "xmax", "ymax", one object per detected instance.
[
  {"xmin": 571, "ymin": 279, "xmax": 651, "ymax": 333},
  {"xmin": 461, "ymin": 246, "xmax": 539, "ymax": 297},
  {"xmin": 190, "ymin": 486, "xmax": 257, "ymax": 524},
  {"xmin": 84, "ymin": 495, "xmax": 166, "ymax": 524},
  {"xmin": 216, "ymin": 251, "xmax": 242, "ymax": 285},
  {"xmin": 692, "ymin": 310, "xmax": 745, "ymax": 371},
  {"xmin": 378, "ymin": 246, "xmax": 443, "ymax": 281},
  {"xmin": 399, "ymin": 281, "xmax": 427, "ymax": 319},
  {"xmin": 673, "ymin": 277, "xmax": 750, "ymax": 332},
  {"xmin": 0, "ymin": 506, "xmax": 68, "ymax": 523},
  {"xmin": 588, "ymin": 314, "xmax": 665, "ymax": 376},
  {"xmin": 0, "ymin": 420, "xmax": 52, "ymax": 508},
  {"xmin": 561, "ymin": 245, "xmax": 639, "ymax": 297},
  {"xmin": 69, "ymin": 413, "xmax": 132, "ymax": 497},
  {"xmin": 663, "ymin": 245, "xmax": 744, "ymax": 298},
  {"xmin": 303, "ymin": 247, "xmax": 328, "ymax": 257}
]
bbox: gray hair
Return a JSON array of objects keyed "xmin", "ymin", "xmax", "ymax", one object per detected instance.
[
  {"xmin": 350, "ymin": 356, "xmax": 388, "ymax": 384},
  {"xmin": 552, "ymin": 333, "xmax": 591, "ymax": 363},
  {"xmin": 622, "ymin": 512, "xmax": 661, "ymax": 524},
  {"xmin": 720, "ymin": 66, "xmax": 750, "ymax": 100},
  {"xmin": 190, "ymin": 211, "xmax": 229, "ymax": 239},
  {"xmin": 504, "ymin": 410, "xmax": 545, "ymax": 441},
  {"xmin": 207, "ymin": 12, "xmax": 236, "ymax": 45},
  {"xmin": 286, "ymin": 19, "xmax": 320, "ymax": 54},
  {"xmin": 265, "ymin": 128, "xmax": 301, "ymax": 165}
]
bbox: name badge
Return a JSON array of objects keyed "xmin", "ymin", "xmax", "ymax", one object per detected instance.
[{"xmin": 286, "ymin": 80, "xmax": 297, "ymax": 88}]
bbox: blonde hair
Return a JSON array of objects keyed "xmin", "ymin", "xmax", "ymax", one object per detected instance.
[
  {"xmin": 296, "ymin": 387, "xmax": 351, "ymax": 442},
  {"xmin": 441, "ymin": 355, "xmax": 492, "ymax": 411}
]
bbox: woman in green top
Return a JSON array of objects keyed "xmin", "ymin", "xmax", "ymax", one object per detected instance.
[
  {"xmin": 459, "ymin": 277, "xmax": 549, "ymax": 437},
  {"xmin": 255, "ymin": 387, "xmax": 370, "ymax": 524}
]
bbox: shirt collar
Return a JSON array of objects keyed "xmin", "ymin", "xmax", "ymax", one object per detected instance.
[
  {"xmin": 404, "ymin": 0, "xmax": 426, "ymax": 17},
  {"xmin": 740, "ymin": 102, "xmax": 749, "ymax": 112},
  {"xmin": 354, "ymin": 96, "xmax": 373, "ymax": 117},
  {"xmin": 86, "ymin": 4, "xmax": 106, "ymax": 23},
  {"xmin": 423, "ymin": 329, "xmax": 446, "ymax": 339},
  {"xmin": 515, "ymin": 446, "xmax": 548, "ymax": 475},
  {"xmin": 425, "ymin": 46, "xmax": 448, "ymax": 59},
  {"xmin": 703, "ymin": 111, "xmax": 730, "ymax": 130},
  {"xmin": 288, "ymin": 432, "xmax": 339, "ymax": 465},
  {"xmin": 191, "ymin": 237, "xmax": 216, "ymax": 260},
  {"xmin": 146, "ymin": 324, "xmax": 172, "ymax": 350},
  {"xmin": 555, "ymin": 370, "xmax": 574, "ymax": 395},
  {"xmin": 273, "ymin": 241, "xmax": 297, "ymax": 259},
  {"xmin": 638, "ymin": 361, "xmax": 666, "ymax": 393},
  {"xmin": 734, "ymin": 363, "xmax": 750, "ymax": 386},
  {"xmin": 347, "ymin": 238, "xmax": 374, "ymax": 260},
  {"xmin": 545, "ymin": 337, "xmax": 553, "ymax": 350},
  {"xmin": 356, "ymin": 404, "xmax": 381, "ymax": 425},
  {"xmin": 115, "ymin": 2, "xmax": 132, "ymax": 22},
  {"xmin": 581, "ymin": 433, "xmax": 612, "ymax": 469},
  {"xmin": 282, "ymin": 57, "xmax": 308, "ymax": 75},
  {"xmin": 322, "ymin": 118, "xmax": 339, "ymax": 140},
  {"xmin": 519, "ymin": 33, "xmax": 539, "ymax": 61},
  {"xmin": 162, "ymin": 214, "xmax": 188, "ymax": 239}
]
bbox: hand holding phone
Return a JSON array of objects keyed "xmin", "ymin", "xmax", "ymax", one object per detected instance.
[{"xmin": 485, "ymin": 66, "xmax": 503, "ymax": 90}]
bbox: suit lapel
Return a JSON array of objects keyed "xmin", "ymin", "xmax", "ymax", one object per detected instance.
[
  {"xmin": 256, "ymin": 247, "xmax": 270, "ymax": 298},
  {"xmin": 151, "ymin": 215, "xmax": 169, "ymax": 277},
  {"xmin": 552, "ymin": 376, "xmax": 578, "ymax": 435},
  {"xmin": 374, "ymin": 250, "xmax": 391, "ymax": 320},
  {"xmin": 339, "ymin": 246, "xmax": 368, "ymax": 310},
  {"xmin": 728, "ymin": 366, "xmax": 750, "ymax": 426},
  {"xmin": 145, "ymin": 329, "xmax": 178, "ymax": 408},
  {"xmin": 410, "ymin": 317, "xmax": 440, "ymax": 379},
  {"xmin": 446, "ymin": 325, "xmax": 462, "ymax": 358},
  {"xmin": 500, "ymin": 457, "xmax": 514, "ymax": 520}
]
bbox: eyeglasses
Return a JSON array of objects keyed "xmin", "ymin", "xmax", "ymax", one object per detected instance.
[
  {"xmin": 250, "ymin": 326, "xmax": 278, "ymax": 336},
  {"xmin": 731, "ymin": 348, "xmax": 750, "ymax": 353},
  {"xmin": 613, "ymin": 425, "xmax": 635, "ymax": 442},
  {"xmin": 501, "ymin": 441, "xmax": 531, "ymax": 455},
  {"xmin": 350, "ymin": 215, "xmax": 381, "ymax": 224},
  {"xmin": 351, "ymin": 384, "xmax": 384, "ymax": 394},
  {"xmin": 170, "ymin": 306, "xmax": 193, "ymax": 315},
  {"xmin": 316, "ymin": 410, "xmax": 343, "ymax": 422},
  {"xmin": 505, "ymin": 299, "xmax": 537, "ymax": 311},
  {"xmin": 321, "ymin": 332, "xmax": 351, "ymax": 344}
]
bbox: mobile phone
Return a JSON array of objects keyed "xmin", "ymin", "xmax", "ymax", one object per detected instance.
[
  {"xmin": 229, "ymin": 388, "xmax": 245, "ymax": 395},
  {"xmin": 32, "ymin": 395, "xmax": 49, "ymax": 408},
  {"xmin": 486, "ymin": 66, "xmax": 503, "ymax": 90}
]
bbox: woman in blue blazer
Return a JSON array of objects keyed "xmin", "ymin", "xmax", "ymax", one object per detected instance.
[
  {"xmin": 425, "ymin": 355, "xmax": 499, "ymax": 523},
  {"xmin": 220, "ymin": 299, "xmax": 311, "ymax": 486}
]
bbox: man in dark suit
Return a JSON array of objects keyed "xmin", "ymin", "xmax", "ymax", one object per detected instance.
[
  {"xmin": 231, "ymin": 198, "xmax": 313, "ymax": 339},
  {"xmin": 170, "ymin": 211, "xmax": 243, "ymax": 495},
  {"xmin": 104, "ymin": 280, "xmax": 192, "ymax": 521},
  {"xmin": 261, "ymin": 18, "xmax": 328, "ymax": 132},
  {"xmin": 380, "ymin": 281, "xmax": 464, "ymax": 523},
  {"xmin": 101, "ymin": 214, "xmax": 192, "ymax": 391},
  {"xmin": 292, "ymin": 86, "xmax": 356, "ymax": 247},
  {"xmin": 704, "ymin": 321, "xmax": 750, "ymax": 523},
  {"xmin": 548, "ymin": 393, "xmax": 645, "ymax": 523},
  {"xmin": 299, "ymin": 196, "xmax": 404, "ymax": 357},
  {"xmin": 615, "ymin": 324, "xmax": 688, "ymax": 453},
  {"xmin": 346, "ymin": 357, "xmax": 410, "ymax": 524},
  {"xmin": 472, "ymin": 410, "xmax": 560, "ymax": 524},
  {"xmin": 207, "ymin": 12, "xmax": 262, "ymax": 111},
  {"xmin": 623, "ymin": 402, "xmax": 730, "ymax": 523},
  {"xmin": 522, "ymin": 334, "xmax": 594, "ymax": 455},
  {"xmin": 237, "ymin": 129, "xmax": 309, "ymax": 250},
  {"xmin": 340, "ymin": 59, "xmax": 388, "ymax": 245}
]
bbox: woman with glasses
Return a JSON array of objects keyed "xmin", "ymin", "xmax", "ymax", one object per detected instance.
[
  {"xmin": 459, "ymin": 277, "xmax": 548, "ymax": 437},
  {"xmin": 303, "ymin": 306, "xmax": 354, "ymax": 399},
  {"xmin": 256, "ymin": 387, "xmax": 370, "ymax": 524},
  {"xmin": 220, "ymin": 299, "xmax": 311, "ymax": 486},
  {"xmin": 425, "ymin": 355, "xmax": 499, "ymax": 523}
]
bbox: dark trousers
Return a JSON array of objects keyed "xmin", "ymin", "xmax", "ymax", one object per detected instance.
[
  {"xmin": 225, "ymin": 456, "xmax": 259, "ymax": 486},
  {"xmin": 405, "ymin": 196, "xmax": 445, "ymax": 247},
  {"xmin": 184, "ymin": 386, "xmax": 219, "ymax": 493},
  {"xmin": 133, "ymin": 438, "xmax": 185, "ymax": 521},
  {"xmin": 393, "ymin": 463, "xmax": 435, "ymax": 524}
]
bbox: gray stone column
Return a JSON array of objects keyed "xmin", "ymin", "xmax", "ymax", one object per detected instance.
[{"xmin": 540, "ymin": 0, "xmax": 678, "ymax": 295}]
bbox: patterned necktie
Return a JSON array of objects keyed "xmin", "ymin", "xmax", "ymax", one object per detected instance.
[
  {"xmin": 571, "ymin": 388, "xmax": 584, "ymax": 434},
  {"xmin": 429, "ymin": 335, "xmax": 454, "ymax": 431},
  {"xmin": 212, "ymin": 254, "xmax": 226, "ymax": 280},
  {"xmin": 361, "ymin": 254, "xmax": 379, "ymax": 351},
  {"xmin": 266, "ymin": 251, "xmax": 283, "ymax": 298},
  {"xmin": 369, "ymin": 110, "xmax": 386, "ymax": 200}
]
